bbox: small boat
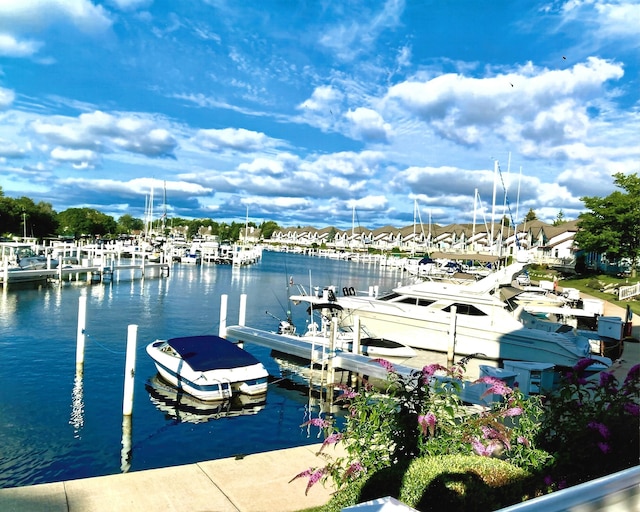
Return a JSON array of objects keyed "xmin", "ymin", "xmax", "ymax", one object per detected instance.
[{"xmin": 146, "ymin": 335, "xmax": 269, "ymax": 401}]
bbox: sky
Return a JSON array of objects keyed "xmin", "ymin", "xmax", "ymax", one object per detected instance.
[{"xmin": 0, "ymin": 0, "xmax": 638, "ymax": 231}]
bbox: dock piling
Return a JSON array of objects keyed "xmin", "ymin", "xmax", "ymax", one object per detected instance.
[
  {"xmin": 75, "ymin": 295, "xmax": 87, "ymax": 374},
  {"xmin": 122, "ymin": 324, "xmax": 138, "ymax": 416}
]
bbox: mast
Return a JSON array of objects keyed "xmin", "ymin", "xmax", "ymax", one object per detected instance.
[
  {"xmin": 490, "ymin": 160, "xmax": 498, "ymax": 254},
  {"xmin": 472, "ymin": 188, "xmax": 478, "ymax": 252}
]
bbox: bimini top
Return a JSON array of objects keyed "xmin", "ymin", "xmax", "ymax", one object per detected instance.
[{"xmin": 166, "ymin": 335, "xmax": 260, "ymax": 372}]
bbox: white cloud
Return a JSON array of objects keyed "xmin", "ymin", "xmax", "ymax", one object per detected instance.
[
  {"xmin": 194, "ymin": 128, "xmax": 274, "ymax": 152},
  {"xmin": 0, "ymin": 87, "xmax": 15, "ymax": 109},
  {"xmin": 0, "ymin": 33, "xmax": 42, "ymax": 57},
  {"xmin": 345, "ymin": 108, "xmax": 392, "ymax": 143},
  {"xmin": 50, "ymin": 147, "xmax": 98, "ymax": 166},
  {"xmin": 0, "ymin": 0, "xmax": 112, "ymax": 34}
]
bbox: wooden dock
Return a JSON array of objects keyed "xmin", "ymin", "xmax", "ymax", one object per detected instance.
[{"xmin": 0, "ymin": 261, "xmax": 170, "ymax": 288}]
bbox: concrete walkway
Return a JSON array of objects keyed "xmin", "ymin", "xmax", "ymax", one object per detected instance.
[{"xmin": 0, "ymin": 443, "xmax": 342, "ymax": 512}]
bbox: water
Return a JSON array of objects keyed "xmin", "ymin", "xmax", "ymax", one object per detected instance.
[{"xmin": 0, "ymin": 251, "xmax": 407, "ymax": 489}]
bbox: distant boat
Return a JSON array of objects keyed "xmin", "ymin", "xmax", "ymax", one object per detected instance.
[{"xmin": 146, "ymin": 335, "xmax": 269, "ymax": 401}]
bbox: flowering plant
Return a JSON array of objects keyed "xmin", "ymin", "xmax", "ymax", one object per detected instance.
[
  {"xmin": 536, "ymin": 359, "xmax": 640, "ymax": 486},
  {"xmin": 292, "ymin": 357, "xmax": 551, "ymax": 494}
]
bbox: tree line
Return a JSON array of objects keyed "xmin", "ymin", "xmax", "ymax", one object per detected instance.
[{"xmin": 0, "ymin": 187, "xmax": 281, "ymax": 242}]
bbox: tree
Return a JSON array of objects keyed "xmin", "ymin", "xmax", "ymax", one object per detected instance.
[
  {"xmin": 259, "ymin": 220, "xmax": 280, "ymax": 239},
  {"xmin": 524, "ymin": 209, "xmax": 537, "ymax": 222},
  {"xmin": 575, "ymin": 172, "xmax": 640, "ymax": 277},
  {"xmin": 117, "ymin": 214, "xmax": 144, "ymax": 234},
  {"xmin": 57, "ymin": 208, "xmax": 117, "ymax": 238},
  {"xmin": 553, "ymin": 210, "xmax": 566, "ymax": 226},
  {"xmin": 0, "ymin": 193, "xmax": 58, "ymax": 239}
]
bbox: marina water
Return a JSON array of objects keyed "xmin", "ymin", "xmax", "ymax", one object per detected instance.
[{"xmin": 0, "ymin": 251, "xmax": 407, "ymax": 489}]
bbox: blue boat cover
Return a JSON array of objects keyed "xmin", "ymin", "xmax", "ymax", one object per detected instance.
[{"xmin": 167, "ymin": 335, "xmax": 260, "ymax": 372}]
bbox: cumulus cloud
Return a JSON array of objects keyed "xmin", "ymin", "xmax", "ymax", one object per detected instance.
[
  {"xmin": 30, "ymin": 111, "xmax": 177, "ymax": 157},
  {"xmin": 194, "ymin": 127, "xmax": 275, "ymax": 152},
  {"xmin": 50, "ymin": 147, "xmax": 98, "ymax": 167},
  {"xmin": 0, "ymin": 139, "xmax": 27, "ymax": 158},
  {"xmin": 298, "ymin": 85, "xmax": 343, "ymax": 112},
  {"xmin": 385, "ymin": 57, "xmax": 624, "ymax": 150},
  {"xmin": 345, "ymin": 108, "xmax": 392, "ymax": 143},
  {"xmin": 302, "ymin": 150, "xmax": 386, "ymax": 177}
]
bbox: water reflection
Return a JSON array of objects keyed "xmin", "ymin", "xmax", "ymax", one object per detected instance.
[
  {"xmin": 145, "ymin": 374, "xmax": 267, "ymax": 424},
  {"xmin": 69, "ymin": 371, "xmax": 85, "ymax": 439}
]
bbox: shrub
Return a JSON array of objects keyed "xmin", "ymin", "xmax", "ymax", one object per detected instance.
[
  {"xmin": 321, "ymin": 455, "xmax": 537, "ymax": 512},
  {"xmin": 536, "ymin": 359, "xmax": 640, "ymax": 487}
]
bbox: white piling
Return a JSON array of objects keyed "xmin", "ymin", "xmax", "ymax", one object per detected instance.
[
  {"xmin": 352, "ymin": 315, "xmax": 361, "ymax": 355},
  {"xmin": 219, "ymin": 294, "xmax": 228, "ymax": 337},
  {"xmin": 239, "ymin": 294, "xmax": 247, "ymax": 326},
  {"xmin": 76, "ymin": 295, "xmax": 87, "ymax": 374},
  {"xmin": 447, "ymin": 305, "xmax": 457, "ymax": 366},
  {"xmin": 122, "ymin": 324, "xmax": 138, "ymax": 416}
]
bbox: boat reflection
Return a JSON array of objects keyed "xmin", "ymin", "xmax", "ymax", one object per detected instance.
[{"xmin": 145, "ymin": 374, "xmax": 267, "ymax": 424}]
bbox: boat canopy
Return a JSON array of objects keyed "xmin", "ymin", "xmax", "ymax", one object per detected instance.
[{"xmin": 167, "ymin": 335, "xmax": 260, "ymax": 372}]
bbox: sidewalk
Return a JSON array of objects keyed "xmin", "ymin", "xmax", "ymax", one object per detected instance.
[{"xmin": 0, "ymin": 443, "xmax": 342, "ymax": 512}]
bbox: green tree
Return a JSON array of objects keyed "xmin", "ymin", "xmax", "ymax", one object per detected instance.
[
  {"xmin": 553, "ymin": 210, "xmax": 566, "ymax": 226},
  {"xmin": 575, "ymin": 172, "xmax": 640, "ymax": 277},
  {"xmin": 524, "ymin": 208, "xmax": 537, "ymax": 222},
  {"xmin": 57, "ymin": 208, "xmax": 117, "ymax": 239},
  {"xmin": 117, "ymin": 214, "xmax": 144, "ymax": 234},
  {"xmin": 0, "ymin": 193, "xmax": 58, "ymax": 239},
  {"xmin": 259, "ymin": 220, "xmax": 280, "ymax": 239}
]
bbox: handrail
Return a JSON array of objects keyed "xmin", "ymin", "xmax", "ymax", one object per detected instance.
[{"xmin": 495, "ymin": 465, "xmax": 640, "ymax": 511}]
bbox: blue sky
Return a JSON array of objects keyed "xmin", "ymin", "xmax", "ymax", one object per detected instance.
[{"xmin": 0, "ymin": 0, "xmax": 638, "ymax": 230}]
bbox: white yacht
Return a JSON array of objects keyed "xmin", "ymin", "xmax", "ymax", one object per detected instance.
[{"xmin": 332, "ymin": 252, "xmax": 613, "ymax": 368}]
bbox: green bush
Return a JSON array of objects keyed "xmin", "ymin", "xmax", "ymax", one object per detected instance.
[{"xmin": 321, "ymin": 455, "xmax": 538, "ymax": 512}]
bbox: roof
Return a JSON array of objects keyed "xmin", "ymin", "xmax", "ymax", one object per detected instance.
[{"xmin": 167, "ymin": 335, "xmax": 260, "ymax": 372}]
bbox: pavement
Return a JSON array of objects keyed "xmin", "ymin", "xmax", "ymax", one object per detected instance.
[
  {"xmin": 0, "ymin": 443, "xmax": 343, "ymax": 512},
  {"xmin": 1, "ymin": 295, "xmax": 637, "ymax": 512}
]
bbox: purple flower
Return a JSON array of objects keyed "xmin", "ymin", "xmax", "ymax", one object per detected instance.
[
  {"xmin": 343, "ymin": 462, "xmax": 364, "ymax": 480},
  {"xmin": 372, "ymin": 358, "xmax": 395, "ymax": 372},
  {"xmin": 320, "ymin": 433, "xmax": 343, "ymax": 451},
  {"xmin": 503, "ymin": 407, "xmax": 523, "ymax": 417},
  {"xmin": 623, "ymin": 364, "xmax": 640, "ymax": 387},
  {"xmin": 544, "ymin": 475, "xmax": 554, "ymax": 486},
  {"xmin": 337, "ymin": 388, "xmax": 358, "ymax": 400},
  {"xmin": 597, "ymin": 442, "xmax": 611, "ymax": 454},
  {"xmin": 599, "ymin": 371, "xmax": 618, "ymax": 389},
  {"xmin": 290, "ymin": 467, "xmax": 328, "ymax": 494},
  {"xmin": 302, "ymin": 417, "xmax": 330, "ymax": 428},
  {"xmin": 470, "ymin": 437, "xmax": 499, "ymax": 457},
  {"xmin": 587, "ymin": 421, "xmax": 610, "ymax": 439},
  {"xmin": 474, "ymin": 376, "xmax": 512, "ymax": 398},
  {"xmin": 418, "ymin": 412, "xmax": 436, "ymax": 437},
  {"xmin": 517, "ymin": 436, "xmax": 530, "ymax": 447},
  {"xmin": 573, "ymin": 358, "xmax": 597, "ymax": 373},
  {"xmin": 422, "ymin": 364, "xmax": 447, "ymax": 378},
  {"xmin": 624, "ymin": 403, "xmax": 640, "ymax": 416}
]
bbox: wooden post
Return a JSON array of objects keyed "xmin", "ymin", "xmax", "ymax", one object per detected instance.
[
  {"xmin": 122, "ymin": 324, "xmax": 138, "ymax": 416},
  {"xmin": 219, "ymin": 294, "xmax": 228, "ymax": 337},
  {"xmin": 76, "ymin": 295, "xmax": 87, "ymax": 374},
  {"xmin": 447, "ymin": 305, "xmax": 457, "ymax": 367}
]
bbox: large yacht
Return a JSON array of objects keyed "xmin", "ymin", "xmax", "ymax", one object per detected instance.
[{"xmin": 331, "ymin": 252, "xmax": 613, "ymax": 368}]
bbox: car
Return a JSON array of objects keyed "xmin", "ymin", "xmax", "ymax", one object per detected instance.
[{"xmin": 516, "ymin": 273, "xmax": 530, "ymax": 286}]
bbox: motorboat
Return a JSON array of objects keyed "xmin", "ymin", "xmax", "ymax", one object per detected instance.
[
  {"xmin": 280, "ymin": 295, "xmax": 417, "ymax": 360},
  {"xmin": 145, "ymin": 374, "xmax": 266, "ymax": 423},
  {"xmin": 330, "ymin": 252, "xmax": 614, "ymax": 368},
  {"xmin": 146, "ymin": 335, "xmax": 269, "ymax": 401}
]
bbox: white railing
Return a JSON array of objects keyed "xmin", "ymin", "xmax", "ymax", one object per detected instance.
[{"xmin": 618, "ymin": 282, "xmax": 640, "ymax": 301}]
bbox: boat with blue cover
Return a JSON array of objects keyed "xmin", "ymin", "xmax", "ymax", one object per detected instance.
[{"xmin": 146, "ymin": 335, "xmax": 269, "ymax": 401}]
